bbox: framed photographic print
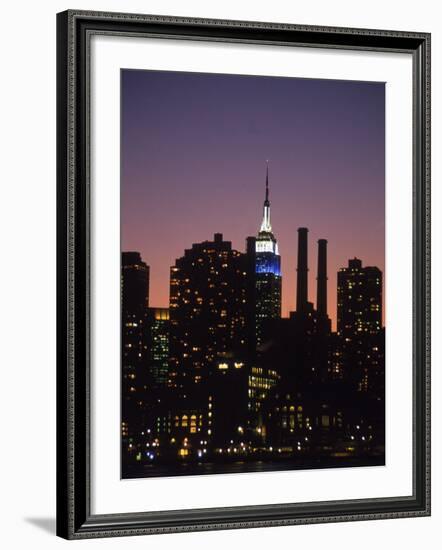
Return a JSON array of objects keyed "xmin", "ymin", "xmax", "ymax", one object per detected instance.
[{"xmin": 56, "ymin": 10, "xmax": 431, "ymax": 539}]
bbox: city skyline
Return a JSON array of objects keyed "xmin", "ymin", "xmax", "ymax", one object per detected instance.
[
  {"xmin": 121, "ymin": 227, "xmax": 385, "ymax": 476},
  {"xmin": 121, "ymin": 69, "xmax": 385, "ymax": 477},
  {"xmin": 121, "ymin": 69, "xmax": 385, "ymax": 329}
]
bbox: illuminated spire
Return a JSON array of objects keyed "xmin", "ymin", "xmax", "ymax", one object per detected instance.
[
  {"xmin": 260, "ymin": 161, "xmax": 272, "ymax": 232},
  {"xmin": 265, "ymin": 161, "xmax": 269, "ymax": 205}
]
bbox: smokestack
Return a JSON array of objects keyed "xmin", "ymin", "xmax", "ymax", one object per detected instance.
[
  {"xmin": 316, "ymin": 239, "xmax": 328, "ymax": 316},
  {"xmin": 296, "ymin": 228, "xmax": 308, "ymax": 312}
]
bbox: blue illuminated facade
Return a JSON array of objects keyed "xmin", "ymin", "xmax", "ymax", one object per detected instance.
[
  {"xmin": 255, "ymin": 164, "xmax": 282, "ymax": 346},
  {"xmin": 256, "ymin": 252, "xmax": 281, "ymax": 276}
]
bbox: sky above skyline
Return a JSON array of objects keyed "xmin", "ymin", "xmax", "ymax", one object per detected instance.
[{"xmin": 121, "ymin": 69, "xmax": 385, "ymax": 330}]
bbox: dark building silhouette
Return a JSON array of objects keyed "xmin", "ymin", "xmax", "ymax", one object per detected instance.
[
  {"xmin": 121, "ymin": 252, "xmax": 150, "ymax": 458},
  {"xmin": 245, "ymin": 236, "xmax": 257, "ymax": 357},
  {"xmin": 337, "ymin": 258, "xmax": 384, "ymax": 410},
  {"xmin": 168, "ymin": 233, "xmax": 249, "ymax": 452},
  {"xmin": 169, "ymin": 233, "xmax": 248, "ymax": 388},
  {"xmin": 287, "ymin": 229, "xmax": 332, "ymax": 382},
  {"xmin": 122, "ymin": 251, "xmax": 149, "ymax": 313},
  {"xmin": 328, "ymin": 332, "xmax": 345, "ymax": 380},
  {"xmin": 337, "ymin": 258, "xmax": 382, "ymax": 339},
  {"xmin": 262, "ymin": 386, "xmax": 347, "ymax": 456},
  {"xmin": 254, "ymin": 164, "xmax": 281, "ymax": 347},
  {"xmin": 259, "ymin": 227, "xmax": 335, "ymax": 451}
]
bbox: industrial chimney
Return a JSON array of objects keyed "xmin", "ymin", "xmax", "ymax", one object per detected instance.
[
  {"xmin": 296, "ymin": 228, "xmax": 308, "ymax": 312},
  {"xmin": 316, "ymin": 239, "xmax": 328, "ymax": 316}
]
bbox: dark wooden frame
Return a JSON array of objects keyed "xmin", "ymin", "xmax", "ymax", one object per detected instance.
[{"xmin": 56, "ymin": 9, "xmax": 431, "ymax": 539}]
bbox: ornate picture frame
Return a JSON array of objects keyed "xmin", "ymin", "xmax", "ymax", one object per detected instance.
[{"xmin": 56, "ymin": 10, "xmax": 430, "ymax": 539}]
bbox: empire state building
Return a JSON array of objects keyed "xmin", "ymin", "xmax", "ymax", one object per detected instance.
[{"xmin": 255, "ymin": 163, "xmax": 282, "ymax": 346}]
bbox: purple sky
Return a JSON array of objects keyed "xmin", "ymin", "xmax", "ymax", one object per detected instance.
[{"xmin": 121, "ymin": 69, "xmax": 385, "ymax": 330}]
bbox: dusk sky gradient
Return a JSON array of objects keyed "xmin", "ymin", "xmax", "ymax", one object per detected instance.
[{"xmin": 121, "ymin": 69, "xmax": 385, "ymax": 330}]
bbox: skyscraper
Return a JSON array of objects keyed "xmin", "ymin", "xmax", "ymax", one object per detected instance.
[
  {"xmin": 337, "ymin": 258, "xmax": 384, "ymax": 393},
  {"xmin": 121, "ymin": 252, "xmax": 150, "ymax": 456},
  {"xmin": 337, "ymin": 258, "xmax": 382, "ymax": 339},
  {"xmin": 254, "ymin": 164, "xmax": 282, "ymax": 346},
  {"xmin": 168, "ymin": 234, "xmax": 249, "ymax": 451},
  {"xmin": 169, "ymin": 233, "xmax": 248, "ymax": 387}
]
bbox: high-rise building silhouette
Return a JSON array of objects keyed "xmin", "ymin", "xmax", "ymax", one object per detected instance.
[
  {"xmin": 337, "ymin": 258, "xmax": 384, "ymax": 394},
  {"xmin": 168, "ymin": 234, "xmax": 249, "ymax": 449},
  {"xmin": 337, "ymin": 258, "xmax": 382, "ymax": 339},
  {"xmin": 254, "ymin": 164, "xmax": 282, "ymax": 346},
  {"xmin": 169, "ymin": 233, "xmax": 248, "ymax": 388},
  {"xmin": 121, "ymin": 252, "xmax": 150, "ymax": 455}
]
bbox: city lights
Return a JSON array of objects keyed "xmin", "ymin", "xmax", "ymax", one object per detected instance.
[{"xmin": 121, "ymin": 168, "xmax": 385, "ymax": 478}]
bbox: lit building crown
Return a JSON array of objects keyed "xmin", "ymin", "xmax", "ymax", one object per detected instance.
[
  {"xmin": 260, "ymin": 163, "xmax": 272, "ymax": 233},
  {"xmin": 256, "ymin": 162, "xmax": 279, "ymax": 256}
]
